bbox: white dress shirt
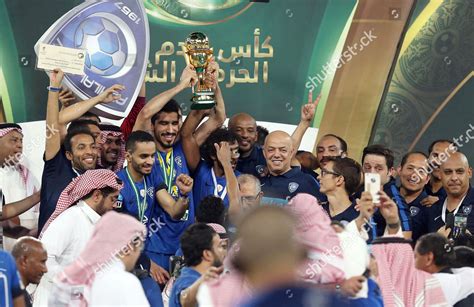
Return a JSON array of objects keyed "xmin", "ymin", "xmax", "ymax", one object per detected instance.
[
  {"xmin": 434, "ymin": 267, "xmax": 474, "ymax": 306},
  {"xmin": 34, "ymin": 200, "xmax": 100, "ymax": 306},
  {"xmin": 0, "ymin": 163, "xmax": 40, "ymax": 251},
  {"xmin": 90, "ymin": 259, "xmax": 150, "ymax": 306}
]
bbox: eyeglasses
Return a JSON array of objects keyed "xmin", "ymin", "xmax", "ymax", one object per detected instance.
[{"xmin": 321, "ymin": 168, "xmax": 342, "ymax": 177}]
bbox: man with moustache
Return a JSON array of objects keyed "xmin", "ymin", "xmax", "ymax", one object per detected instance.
[
  {"xmin": 35, "ymin": 169, "xmax": 123, "ymax": 305},
  {"xmin": 170, "ymin": 223, "xmax": 226, "ymax": 307},
  {"xmin": 260, "ymin": 131, "xmax": 322, "ymax": 201},
  {"xmin": 0, "ymin": 123, "xmax": 40, "ymax": 250},
  {"xmin": 397, "ymin": 152, "xmax": 431, "ymax": 241},
  {"xmin": 12, "ymin": 237, "xmax": 48, "ymax": 307},
  {"xmin": 315, "ymin": 134, "xmax": 348, "ymax": 170},
  {"xmin": 229, "ymin": 94, "xmax": 320, "ymax": 178},
  {"xmin": 422, "ymin": 140, "xmax": 455, "ymax": 206},
  {"xmin": 417, "ymin": 152, "xmax": 474, "ymax": 238},
  {"xmin": 97, "ymin": 123, "xmax": 125, "ymax": 172},
  {"xmin": 133, "ymin": 64, "xmax": 225, "ymax": 272},
  {"xmin": 116, "ymin": 131, "xmax": 193, "ymax": 285},
  {"xmin": 38, "ymin": 69, "xmax": 123, "ymax": 234}
]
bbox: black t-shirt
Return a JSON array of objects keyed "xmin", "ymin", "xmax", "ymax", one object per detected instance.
[
  {"xmin": 260, "ymin": 167, "xmax": 324, "ymax": 202},
  {"xmin": 236, "ymin": 145, "xmax": 267, "ymax": 178},
  {"xmin": 38, "ymin": 148, "xmax": 78, "ymax": 234},
  {"xmin": 321, "ymin": 202, "xmax": 359, "ymax": 225}
]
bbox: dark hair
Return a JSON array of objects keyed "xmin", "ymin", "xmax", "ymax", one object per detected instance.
[
  {"xmin": 256, "ymin": 125, "xmax": 269, "ymax": 146},
  {"xmin": 453, "ymin": 234, "xmax": 474, "ymax": 249},
  {"xmin": 67, "ymin": 119, "xmax": 100, "ymax": 134},
  {"xmin": 151, "ymin": 99, "xmax": 182, "ymax": 124},
  {"xmin": 400, "ymin": 151, "xmax": 428, "ymax": 168},
  {"xmin": 452, "ymin": 246, "xmax": 474, "ymax": 268},
  {"xmin": 362, "ymin": 144, "xmax": 395, "ymax": 169},
  {"xmin": 428, "ymin": 139, "xmax": 454, "ymax": 155},
  {"xmin": 417, "ymin": 233, "xmax": 455, "ymax": 268},
  {"xmin": 126, "ymin": 131, "xmax": 155, "ymax": 152},
  {"xmin": 80, "ymin": 111, "xmax": 101, "ymax": 123},
  {"xmin": 322, "ymin": 134, "xmax": 348, "ymax": 153},
  {"xmin": 180, "ymin": 223, "xmax": 216, "ymax": 267},
  {"xmin": 196, "ymin": 196, "xmax": 226, "ymax": 225},
  {"xmin": 81, "ymin": 184, "xmax": 120, "ymax": 201},
  {"xmin": 201, "ymin": 128, "xmax": 239, "ymax": 164},
  {"xmin": 327, "ymin": 156, "xmax": 362, "ymax": 195},
  {"xmin": 64, "ymin": 128, "xmax": 95, "ymax": 153}
]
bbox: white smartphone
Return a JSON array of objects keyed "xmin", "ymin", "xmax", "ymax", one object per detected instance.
[{"xmin": 364, "ymin": 173, "xmax": 381, "ymax": 203}]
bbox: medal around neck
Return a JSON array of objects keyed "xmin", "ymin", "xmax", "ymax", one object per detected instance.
[{"xmin": 184, "ymin": 32, "xmax": 216, "ymax": 110}]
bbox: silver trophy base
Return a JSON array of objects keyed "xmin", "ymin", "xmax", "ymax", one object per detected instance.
[{"xmin": 191, "ymin": 91, "xmax": 216, "ymax": 110}]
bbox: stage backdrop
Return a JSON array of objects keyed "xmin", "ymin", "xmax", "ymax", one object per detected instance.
[
  {"xmin": 0, "ymin": 0, "xmax": 357, "ymax": 127},
  {"xmin": 370, "ymin": 0, "xmax": 474, "ymax": 162}
]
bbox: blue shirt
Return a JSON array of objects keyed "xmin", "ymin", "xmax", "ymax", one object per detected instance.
[
  {"xmin": 169, "ymin": 267, "xmax": 201, "ymax": 307},
  {"xmin": 414, "ymin": 187, "xmax": 474, "ymax": 239},
  {"xmin": 406, "ymin": 190, "xmax": 429, "ymax": 242},
  {"xmin": 260, "ymin": 167, "xmax": 323, "ymax": 201},
  {"xmin": 150, "ymin": 141, "xmax": 195, "ymax": 254},
  {"xmin": 236, "ymin": 145, "xmax": 267, "ymax": 178},
  {"xmin": 321, "ymin": 201, "xmax": 359, "ymax": 225},
  {"xmin": 38, "ymin": 147, "xmax": 78, "ymax": 234},
  {"xmin": 240, "ymin": 284, "xmax": 346, "ymax": 307},
  {"xmin": 353, "ymin": 180, "xmax": 411, "ymax": 238},
  {"xmin": 116, "ymin": 168, "xmax": 167, "ymax": 256},
  {"xmin": 193, "ymin": 162, "xmax": 240, "ymax": 210},
  {"xmin": 0, "ymin": 251, "xmax": 23, "ymax": 307}
]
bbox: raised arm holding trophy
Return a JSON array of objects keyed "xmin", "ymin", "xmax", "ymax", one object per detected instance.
[{"xmin": 184, "ymin": 32, "xmax": 216, "ymax": 110}]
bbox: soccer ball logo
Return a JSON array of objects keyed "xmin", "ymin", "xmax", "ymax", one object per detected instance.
[{"xmin": 75, "ymin": 16, "xmax": 128, "ymax": 76}]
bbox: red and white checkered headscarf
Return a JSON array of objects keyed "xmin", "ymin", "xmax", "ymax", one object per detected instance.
[
  {"xmin": 97, "ymin": 124, "xmax": 125, "ymax": 172},
  {"xmin": 0, "ymin": 124, "xmax": 30, "ymax": 186},
  {"xmin": 286, "ymin": 193, "xmax": 346, "ymax": 284},
  {"xmin": 372, "ymin": 238, "xmax": 448, "ymax": 306},
  {"xmin": 53, "ymin": 211, "xmax": 146, "ymax": 307},
  {"xmin": 39, "ymin": 169, "xmax": 123, "ymax": 238}
]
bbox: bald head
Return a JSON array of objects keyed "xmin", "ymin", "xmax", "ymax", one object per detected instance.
[
  {"xmin": 441, "ymin": 152, "xmax": 472, "ymax": 198},
  {"xmin": 234, "ymin": 206, "xmax": 302, "ymax": 287},
  {"xmin": 263, "ymin": 131, "xmax": 294, "ymax": 176},
  {"xmin": 12, "ymin": 237, "xmax": 48, "ymax": 286},
  {"xmin": 11, "ymin": 237, "xmax": 43, "ymax": 259},
  {"xmin": 229, "ymin": 113, "xmax": 258, "ymax": 156}
]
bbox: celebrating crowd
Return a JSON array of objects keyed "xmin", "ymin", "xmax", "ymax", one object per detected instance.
[{"xmin": 0, "ymin": 61, "xmax": 473, "ymax": 307}]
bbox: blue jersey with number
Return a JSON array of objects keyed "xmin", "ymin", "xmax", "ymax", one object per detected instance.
[{"xmin": 150, "ymin": 141, "xmax": 195, "ymax": 254}]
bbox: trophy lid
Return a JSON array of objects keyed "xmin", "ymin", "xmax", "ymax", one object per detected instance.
[{"xmin": 185, "ymin": 32, "xmax": 210, "ymax": 51}]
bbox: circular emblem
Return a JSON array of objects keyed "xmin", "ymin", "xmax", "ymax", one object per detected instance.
[{"xmin": 74, "ymin": 13, "xmax": 137, "ymax": 78}]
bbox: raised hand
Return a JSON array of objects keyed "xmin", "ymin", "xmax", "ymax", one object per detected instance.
[
  {"xmin": 377, "ymin": 190, "xmax": 399, "ymax": 225},
  {"xmin": 300, "ymin": 90, "xmax": 321, "ymax": 122},
  {"xmin": 98, "ymin": 84, "xmax": 125, "ymax": 103},
  {"xmin": 58, "ymin": 88, "xmax": 76, "ymax": 108},
  {"xmin": 201, "ymin": 265, "xmax": 223, "ymax": 282},
  {"xmin": 355, "ymin": 191, "xmax": 376, "ymax": 222},
  {"xmin": 204, "ymin": 57, "xmax": 219, "ymax": 89},
  {"xmin": 176, "ymin": 174, "xmax": 194, "ymax": 196},
  {"xmin": 214, "ymin": 142, "xmax": 231, "ymax": 166},
  {"xmin": 179, "ymin": 64, "xmax": 198, "ymax": 89},
  {"xmin": 49, "ymin": 68, "xmax": 64, "ymax": 88}
]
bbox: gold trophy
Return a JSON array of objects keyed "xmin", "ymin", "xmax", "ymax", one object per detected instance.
[{"xmin": 184, "ymin": 32, "xmax": 215, "ymax": 110}]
